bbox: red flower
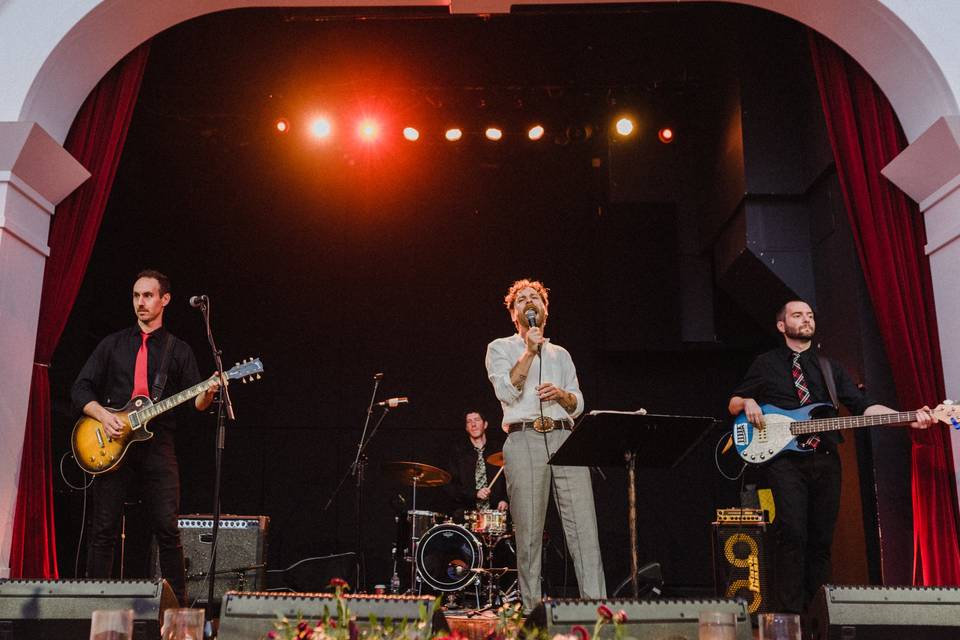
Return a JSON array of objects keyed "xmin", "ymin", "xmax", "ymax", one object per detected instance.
[
  {"xmin": 596, "ymin": 604, "xmax": 614, "ymax": 621},
  {"xmin": 571, "ymin": 624, "xmax": 590, "ymax": 640},
  {"xmin": 267, "ymin": 632, "xmax": 278, "ymax": 640},
  {"xmin": 614, "ymin": 610, "xmax": 628, "ymax": 624},
  {"xmin": 328, "ymin": 577, "xmax": 351, "ymax": 591}
]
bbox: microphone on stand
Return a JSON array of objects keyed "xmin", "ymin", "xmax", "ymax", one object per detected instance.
[
  {"xmin": 189, "ymin": 294, "xmax": 208, "ymax": 308},
  {"xmin": 376, "ymin": 397, "xmax": 409, "ymax": 408}
]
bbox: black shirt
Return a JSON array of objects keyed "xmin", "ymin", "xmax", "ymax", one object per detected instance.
[
  {"xmin": 72, "ymin": 325, "xmax": 203, "ymax": 431},
  {"xmin": 731, "ymin": 345, "xmax": 874, "ymax": 446},
  {"xmin": 445, "ymin": 439, "xmax": 508, "ymax": 515}
]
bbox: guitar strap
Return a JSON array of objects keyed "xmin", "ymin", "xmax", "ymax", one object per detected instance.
[
  {"xmin": 150, "ymin": 333, "xmax": 175, "ymax": 402},
  {"xmin": 817, "ymin": 354, "xmax": 840, "ymax": 411}
]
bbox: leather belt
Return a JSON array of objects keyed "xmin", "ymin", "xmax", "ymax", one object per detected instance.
[{"xmin": 507, "ymin": 417, "xmax": 573, "ymax": 434}]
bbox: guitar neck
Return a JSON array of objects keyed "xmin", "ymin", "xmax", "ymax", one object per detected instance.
[
  {"xmin": 790, "ymin": 410, "xmax": 917, "ymax": 435},
  {"xmin": 136, "ymin": 377, "xmax": 216, "ymax": 422}
]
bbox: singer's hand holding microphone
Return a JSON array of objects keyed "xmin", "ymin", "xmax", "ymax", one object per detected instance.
[{"xmin": 523, "ymin": 307, "xmax": 546, "ymax": 355}]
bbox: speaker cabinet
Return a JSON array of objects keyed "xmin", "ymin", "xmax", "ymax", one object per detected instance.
[
  {"xmin": 712, "ymin": 522, "xmax": 775, "ymax": 614},
  {"xmin": 807, "ymin": 584, "xmax": 960, "ymax": 639},
  {"xmin": 217, "ymin": 591, "xmax": 448, "ymax": 639},
  {"xmin": 0, "ymin": 579, "xmax": 176, "ymax": 640},
  {"xmin": 525, "ymin": 598, "xmax": 751, "ymax": 640},
  {"xmin": 154, "ymin": 514, "xmax": 268, "ymax": 607}
]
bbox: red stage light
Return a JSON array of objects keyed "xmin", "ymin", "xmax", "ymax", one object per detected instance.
[
  {"xmin": 357, "ymin": 118, "xmax": 380, "ymax": 143},
  {"xmin": 310, "ymin": 117, "xmax": 332, "ymax": 139},
  {"xmin": 445, "ymin": 128, "xmax": 463, "ymax": 142},
  {"xmin": 528, "ymin": 125, "xmax": 545, "ymax": 141},
  {"xmin": 658, "ymin": 127, "xmax": 675, "ymax": 143},
  {"xmin": 485, "ymin": 127, "xmax": 503, "ymax": 141},
  {"xmin": 403, "ymin": 127, "xmax": 420, "ymax": 141},
  {"xmin": 275, "ymin": 118, "xmax": 290, "ymax": 133}
]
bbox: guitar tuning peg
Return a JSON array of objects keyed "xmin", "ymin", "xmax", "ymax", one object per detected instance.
[
  {"xmin": 256, "ymin": 373, "xmax": 261, "ymax": 379},
  {"xmin": 235, "ymin": 362, "xmax": 240, "ymax": 367},
  {"xmin": 242, "ymin": 377, "xmax": 247, "ymax": 383}
]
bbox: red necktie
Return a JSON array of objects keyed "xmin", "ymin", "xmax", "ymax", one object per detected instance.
[{"xmin": 132, "ymin": 332, "xmax": 150, "ymax": 398}]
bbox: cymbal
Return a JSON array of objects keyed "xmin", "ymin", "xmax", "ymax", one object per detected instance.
[
  {"xmin": 486, "ymin": 451, "xmax": 504, "ymax": 467},
  {"xmin": 383, "ymin": 461, "xmax": 451, "ymax": 487}
]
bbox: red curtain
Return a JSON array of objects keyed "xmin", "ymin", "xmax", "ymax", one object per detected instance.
[
  {"xmin": 809, "ymin": 32, "xmax": 960, "ymax": 585},
  {"xmin": 9, "ymin": 44, "xmax": 150, "ymax": 579}
]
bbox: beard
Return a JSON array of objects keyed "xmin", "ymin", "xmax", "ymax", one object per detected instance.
[{"xmin": 784, "ymin": 324, "xmax": 815, "ymax": 341}]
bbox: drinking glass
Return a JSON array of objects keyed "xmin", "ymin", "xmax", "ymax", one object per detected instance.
[
  {"xmin": 698, "ymin": 610, "xmax": 737, "ymax": 640},
  {"xmin": 161, "ymin": 607, "xmax": 205, "ymax": 640},
  {"xmin": 759, "ymin": 612, "xmax": 801, "ymax": 640},
  {"xmin": 89, "ymin": 609, "xmax": 133, "ymax": 640}
]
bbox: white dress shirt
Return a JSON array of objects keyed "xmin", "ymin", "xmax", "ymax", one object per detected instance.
[{"xmin": 485, "ymin": 333, "xmax": 584, "ymax": 431}]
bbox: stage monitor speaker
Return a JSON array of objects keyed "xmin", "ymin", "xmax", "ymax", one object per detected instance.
[
  {"xmin": 807, "ymin": 584, "xmax": 960, "ymax": 639},
  {"xmin": 524, "ymin": 597, "xmax": 751, "ymax": 640},
  {"xmin": 0, "ymin": 578, "xmax": 176, "ymax": 639},
  {"xmin": 154, "ymin": 514, "xmax": 268, "ymax": 607},
  {"xmin": 712, "ymin": 521, "xmax": 775, "ymax": 614},
  {"xmin": 217, "ymin": 591, "xmax": 448, "ymax": 639}
]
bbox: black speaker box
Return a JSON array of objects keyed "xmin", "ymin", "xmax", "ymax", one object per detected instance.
[
  {"xmin": 807, "ymin": 584, "xmax": 960, "ymax": 639},
  {"xmin": 712, "ymin": 522, "xmax": 775, "ymax": 614},
  {"xmin": 154, "ymin": 514, "xmax": 268, "ymax": 607},
  {"xmin": 217, "ymin": 591, "xmax": 448, "ymax": 639},
  {"xmin": 525, "ymin": 597, "xmax": 751, "ymax": 640},
  {"xmin": 0, "ymin": 578, "xmax": 176, "ymax": 640}
]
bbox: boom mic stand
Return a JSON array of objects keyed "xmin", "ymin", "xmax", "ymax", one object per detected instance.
[
  {"xmin": 194, "ymin": 295, "xmax": 236, "ymax": 638},
  {"xmin": 321, "ymin": 373, "xmax": 391, "ymax": 590}
]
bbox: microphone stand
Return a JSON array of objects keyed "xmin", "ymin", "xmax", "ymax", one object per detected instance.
[
  {"xmin": 320, "ymin": 373, "xmax": 385, "ymax": 591},
  {"xmin": 195, "ymin": 295, "xmax": 235, "ymax": 639}
]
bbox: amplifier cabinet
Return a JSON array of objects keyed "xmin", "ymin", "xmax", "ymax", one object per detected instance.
[
  {"xmin": 153, "ymin": 514, "xmax": 269, "ymax": 607},
  {"xmin": 712, "ymin": 522, "xmax": 775, "ymax": 614}
]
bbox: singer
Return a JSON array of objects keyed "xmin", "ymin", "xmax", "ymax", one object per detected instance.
[
  {"xmin": 484, "ymin": 278, "xmax": 606, "ymax": 613},
  {"xmin": 71, "ymin": 270, "xmax": 219, "ymax": 605}
]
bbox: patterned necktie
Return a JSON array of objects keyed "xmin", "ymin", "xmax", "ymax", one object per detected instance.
[
  {"xmin": 791, "ymin": 352, "xmax": 811, "ymax": 405},
  {"xmin": 474, "ymin": 446, "xmax": 489, "ymax": 510},
  {"xmin": 132, "ymin": 332, "xmax": 150, "ymax": 399}
]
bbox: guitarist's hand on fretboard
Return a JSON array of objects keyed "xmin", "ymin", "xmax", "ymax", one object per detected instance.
[{"xmin": 912, "ymin": 405, "xmax": 936, "ymax": 429}]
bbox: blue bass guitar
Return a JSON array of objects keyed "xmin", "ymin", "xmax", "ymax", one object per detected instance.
[{"xmin": 732, "ymin": 402, "xmax": 957, "ymax": 463}]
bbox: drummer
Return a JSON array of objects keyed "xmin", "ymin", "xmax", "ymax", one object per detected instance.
[{"xmin": 445, "ymin": 410, "xmax": 509, "ymax": 521}]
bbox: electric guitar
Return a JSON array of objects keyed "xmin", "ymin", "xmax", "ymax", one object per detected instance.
[
  {"xmin": 71, "ymin": 358, "xmax": 263, "ymax": 475},
  {"xmin": 732, "ymin": 401, "xmax": 959, "ymax": 464}
]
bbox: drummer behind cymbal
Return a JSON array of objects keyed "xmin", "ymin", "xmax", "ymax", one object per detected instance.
[{"xmin": 444, "ymin": 410, "xmax": 509, "ymax": 521}]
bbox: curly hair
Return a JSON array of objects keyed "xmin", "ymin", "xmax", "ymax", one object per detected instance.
[{"xmin": 503, "ymin": 278, "xmax": 550, "ymax": 311}]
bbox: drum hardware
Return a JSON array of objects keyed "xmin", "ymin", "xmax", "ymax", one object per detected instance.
[{"xmin": 383, "ymin": 461, "xmax": 452, "ymax": 594}]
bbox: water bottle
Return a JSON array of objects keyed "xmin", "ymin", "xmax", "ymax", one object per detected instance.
[{"xmin": 390, "ymin": 572, "xmax": 401, "ymax": 594}]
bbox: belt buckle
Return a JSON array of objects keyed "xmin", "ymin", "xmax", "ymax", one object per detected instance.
[{"xmin": 533, "ymin": 417, "xmax": 555, "ymax": 433}]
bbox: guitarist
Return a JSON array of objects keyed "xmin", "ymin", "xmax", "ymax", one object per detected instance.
[
  {"xmin": 727, "ymin": 299, "xmax": 934, "ymax": 615},
  {"xmin": 71, "ymin": 269, "xmax": 219, "ymax": 606}
]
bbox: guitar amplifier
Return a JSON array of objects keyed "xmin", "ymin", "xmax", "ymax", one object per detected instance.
[
  {"xmin": 712, "ymin": 520, "xmax": 775, "ymax": 614},
  {"xmin": 153, "ymin": 515, "xmax": 268, "ymax": 607}
]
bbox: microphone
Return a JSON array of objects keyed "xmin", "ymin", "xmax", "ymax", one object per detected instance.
[
  {"xmin": 376, "ymin": 397, "xmax": 409, "ymax": 408},
  {"xmin": 188, "ymin": 295, "xmax": 208, "ymax": 308},
  {"xmin": 525, "ymin": 308, "xmax": 538, "ymax": 329}
]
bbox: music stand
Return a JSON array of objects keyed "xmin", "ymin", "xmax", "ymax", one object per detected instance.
[{"xmin": 549, "ymin": 410, "xmax": 716, "ymax": 597}]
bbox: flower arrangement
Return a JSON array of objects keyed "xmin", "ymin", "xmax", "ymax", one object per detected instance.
[{"xmin": 264, "ymin": 580, "xmax": 628, "ymax": 640}]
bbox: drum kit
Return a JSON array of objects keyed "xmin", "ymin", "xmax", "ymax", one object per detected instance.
[{"xmin": 383, "ymin": 456, "xmax": 518, "ymax": 610}]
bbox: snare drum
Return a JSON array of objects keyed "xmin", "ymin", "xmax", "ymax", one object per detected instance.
[{"xmin": 465, "ymin": 509, "xmax": 508, "ymax": 536}]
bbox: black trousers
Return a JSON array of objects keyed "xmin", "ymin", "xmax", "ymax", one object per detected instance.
[
  {"xmin": 86, "ymin": 430, "xmax": 187, "ymax": 605},
  {"xmin": 765, "ymin": 448, "xmax": 842, "ymax": 613}
]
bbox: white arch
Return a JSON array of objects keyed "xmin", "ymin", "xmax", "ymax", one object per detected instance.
[{"xmin": 2, "ymin": 0, "xmax": 960, "ymax": 576}]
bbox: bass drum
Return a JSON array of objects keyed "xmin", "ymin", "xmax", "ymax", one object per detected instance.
[{"xmin": 415, "ymin": 524, "xmax": 483, "ymax": 592}]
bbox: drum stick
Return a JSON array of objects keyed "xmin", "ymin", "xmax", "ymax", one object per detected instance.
[{"xmin": 487, "ymin": 466, "xmax": 505, "ymax": 490}]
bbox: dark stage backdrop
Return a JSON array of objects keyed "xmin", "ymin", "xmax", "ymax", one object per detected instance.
[{"xmin": 48, "ymin": 5, "xmax": 865, "ymax": 595}]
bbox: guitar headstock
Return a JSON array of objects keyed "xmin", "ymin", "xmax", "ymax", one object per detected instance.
[
  {"xmin": 932, "ymin": 400, "xmax": 960, "ymax": 427},
  {"xmin": 225, "ymin": 357, "xmax": 264, "ymax": 384}
]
